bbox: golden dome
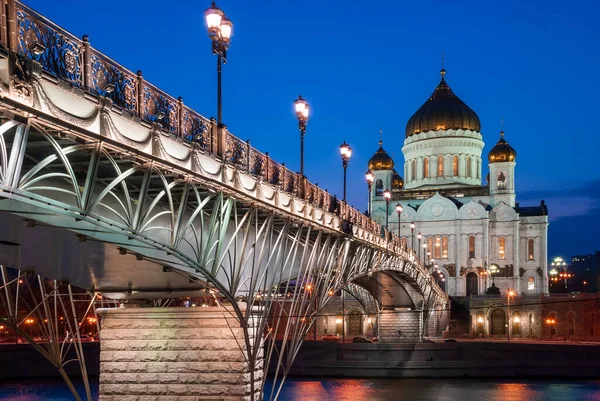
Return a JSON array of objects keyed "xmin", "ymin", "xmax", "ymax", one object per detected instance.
[
  {"xmin": 488, "ymin": 131, "xmax": 516, "ymax": 163},
  {"xmin": 405, "ymin": 69, "xmax": 481, "ymax": 137},
  {"xmin": 391, "ymin": 170, "xmax": 404, "ymax": 190},
  {"xmin": 368, "ymin": 140, "xmax": 394, "ymax": 171}
]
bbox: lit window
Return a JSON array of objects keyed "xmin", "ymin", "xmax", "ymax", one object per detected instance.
[
  {"xmin": 527, "ymin": 276, "xmax": 535, "ymax": 291},
  {"xmin": 468, "ymin": 235, "xmax": 475, "ymax": 259},
  {"xmin": 466, "ymin": 156, "xmax": 472, "ymax": 177},
  {"xmin": 452, "ymin": 156, "xmax": 458, "ymax": 177},
  {"xmin": 499, "ymin": 237, "xmax": 505, "ymax": 260},
  {"xmin": 423, "ymin": 158, "xmax": 429, "ymax": 178},
  {"xmin": 437, "ymin": 156, "xmax": 444, "ymax": 177},
  {"xmin": 434, "ymin": 237, "xmax": 441, "ymax": 259},
  {"xmin": 528, "ymin": 239, "xmax": 535, "ymax": 261},
  {"xmin": 498, "ymin": 172, "xmax": 506, "ymax": 190},
  {"xmin": 411, "ymin": 160, "xmax": 416, "ymax": 180},
  {"xmin": 442, "ymin": 236, "xmax": 448, "ymax": 259},
  {"xmin": 427, "ymin": 237, "xmax": 433, "ymax": 254},
  {"xmin": 375, "ymin": 179, "xmax": 383, "ymax": 196}
]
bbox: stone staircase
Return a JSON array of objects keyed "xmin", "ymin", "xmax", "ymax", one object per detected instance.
[{"xmin": 447, "ymin": 297, "xmax": 471, "ymax": 338}]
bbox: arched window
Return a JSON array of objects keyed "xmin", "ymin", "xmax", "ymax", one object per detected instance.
[
  {"xmin": 434, "ymin": 236, "xmax": 441, "ymax": 259},
  {"xmin": 452, "ymin": 156, "xmax": 459, "ymax": 176},
  {"xmin": 427, "ymin": 237, "xmax": 433, "ymax": 255},
  {"xmin": 411, "ymin": 160, "xmax": 416, "ymax": 180},
  {"xmin": 423, "ymin": 158, "xmax": 429, "ymax": 178},
  {"xmin": 528, "ymin": 239, "xmax": 535, "ymax": 261},
  {"xmin": 442, "ymin": 236, "xmax": 448, "ymax": 259},
  {"xmin": 498, "ymin": 172, "xmax": 506, "ymax": 190},
  {"xmin": 468, "ymin": 235, "xmax": 475, "ymax": 259},
  {"xmin": 498, "ymin": 237, "xmax": 505, "ymax": 260},
  {"xmin": 375, "ymin": 179, "xmax": 383, "ymax": 196},
  {"xmin": 437, "ymin": 156, "xmax": 444, "ymax": 177},
  {"xmin": 527, "ymin": 276, "xmax": 535, "ymax": 291},
  {"xmin": 466, "ymin": 156, "xmax": 472, "ymax": 177},
  {"xmin": 476, "ymin": 159, "xmax": 480, "ymax": 179},
  {"xmin": 512, "ymin": 312, "xmax": 521, "ymax": 336}
]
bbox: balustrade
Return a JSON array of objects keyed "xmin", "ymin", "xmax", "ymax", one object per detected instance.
[{"xmin": 5, "ymin": 0, "xmax": 438, "ymax": 284}]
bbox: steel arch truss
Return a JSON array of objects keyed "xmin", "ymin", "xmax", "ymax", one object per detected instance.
[{"xmin": 0, "ymin": 116, "xmax": 447, "ymax": 398}]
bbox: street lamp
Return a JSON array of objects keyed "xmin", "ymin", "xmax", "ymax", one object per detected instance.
[
  {"xmin": 340, "ymin": 141, "xmax": 352, "ymax": 202},
  {"xmin": 410, "ymin": 221, "xmax": 415, "ymax": 250},
  {"xmin": 417, "ymin": 232, "xmax": 422, "ymax": 261},
  {"xmin": 366, "ymin": 171, "xmax": 374, "ymax": 216},
  {"xmin": 490, "ymin": 263, "xmax": 499, "ymax": 286},
  {"xmin": 507, "ymin": 289, "xmax": 514, "ymax": 341},
  {"xmin": 294, "ymin": 95, "xmax": 310, "ymax": 184},
  {"xmin": 204, "ymin": 1, "xmax": 233, "ymax": 129},
  {"xmin": 422, "ymin": 243, "xmax": 427, "ymax": 264},
  {"xmin": 395, "ymin": 203, "xmax": 403, "ymax": 244},
  {"xmin": 383, "ymin": 189, "xmax": 391, "ymax": 231}
]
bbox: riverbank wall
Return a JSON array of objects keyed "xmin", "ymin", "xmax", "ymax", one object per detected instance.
[
  {"xmin": 1, "ymin": 340, "xmax": 600, "ymax": 380},
  {"xmin": 284, "ymin": 340, "xmax": 600, "ymax": 378},
  {"xmin": 0, "ymin": 342, "xmax": 99, "ymax": 378}
]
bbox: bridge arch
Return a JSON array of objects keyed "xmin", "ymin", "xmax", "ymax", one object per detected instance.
[{"xmin": 0, "ymin": 55, "xmax": 448, "ymax": 398}]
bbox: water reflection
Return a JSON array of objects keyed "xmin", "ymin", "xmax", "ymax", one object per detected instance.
[
  {"xmin": 264, "ymin": 378, "xmax": 600, "ymax": 401},
  {"xmin": 1, "ymin": 378, "xmax": 600, "ymax": 401}
]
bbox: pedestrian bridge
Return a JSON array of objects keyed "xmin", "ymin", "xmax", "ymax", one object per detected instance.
[{"xmin": 0, "ymin": 2, "xmax": 449, "ymax": 400}]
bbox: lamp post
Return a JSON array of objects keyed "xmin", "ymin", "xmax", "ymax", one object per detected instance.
[
  {"xmin": 383, "ymin": 189, "xmax": 391, "ymax": 231},
  {"xmin": 584, "ymin": 280, "xmax": 587, "ymax": 293},
  {"xmin": 366, "ymin": 171, "xmax": 374, "ymax": 216},
  {"xmin": 422, "ymin": 243, "xmax": 427, "ymax": 264},
  {"xmin": 204, "ymin": 2, "xmax": 233, "ymax": 129},
  {"xmin": 340, "ymin": 141, "xmax": 352, "ymax": 202},
  {"xmin": 395, "ymin": 203, "xmax": 403, "ymax": 245},
  {"xmin": 410, "ymin": 222, "xmax": 415, "ymax": 251},
  {"xmin": 294, "ymin": 95, "xmax": 310, "ymax": 187},
  {"xmin": 490, "ymin": 263, "xmax": 499, "ymax": 286},
  {"xmin": 417, "ymin": 232, "xmax": 422, "ymax": 261},
  {"xmin": 507, "ymin": 289, "xmax": 514, "ymax": 341}
]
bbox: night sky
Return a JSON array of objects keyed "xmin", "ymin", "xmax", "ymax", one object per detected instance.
[{"xmin": 25, "ymin": 0, "xmax": 600, "ymax": 261}]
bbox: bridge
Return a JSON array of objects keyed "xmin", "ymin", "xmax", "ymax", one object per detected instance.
[{"xmin": 0, "ymin": 1, "xmax": 448, "ymax": 400}]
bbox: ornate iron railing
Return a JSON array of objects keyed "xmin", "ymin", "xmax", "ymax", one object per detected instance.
[{"xmin": 8, "ymin": 0, "xmax": 411, "ymax": 254}]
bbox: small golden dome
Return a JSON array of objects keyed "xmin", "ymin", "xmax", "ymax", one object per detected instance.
[
  {"xmin": 405, "ymin": 69, "xmax": 481, "ymax": 137},
  {"xmin": 391, "ymin": 170, "xmax": 404, "ymax": 190},
  {"xmin": 488, "ymin": 131, "xmax": 516, "ymax": 163},
  {"xmin": 368, "ymin": 140, "xmax": 394, "ymax": 171}
]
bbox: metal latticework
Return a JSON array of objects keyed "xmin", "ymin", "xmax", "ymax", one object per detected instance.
[{"xmin": 0, "ymin": 2, "xmax": 448, "ymax": 398}]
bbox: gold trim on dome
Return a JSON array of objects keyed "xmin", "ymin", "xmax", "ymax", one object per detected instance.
[
  {"xmin": 368, "ymin": 140, "xmax": 394, "ymax": 171},
  {"xmin": 405, "ymin": 69, "xmax": 481, "ymax": 137},
  {"xmin": 488, "ymin": 131, "xmax": 516, "ymax": 163}
]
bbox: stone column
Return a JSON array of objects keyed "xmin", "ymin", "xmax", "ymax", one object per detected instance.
[
  {"xmin": 97, "ymin": 305, "xmax": 262, "ymax": 401},
  {"xmin": 482, "ymin": 220, "xmax": 489, "ymax": 271},
  {"xmin": 459, "ymin": 154, "xmax": 466, "ymax": 178},
  {"xmin": 512, "ymin": 222, "xmax": 520, "ymax": 293},
  {"xmin": 454, "ymin": 222, "xmax": 462, "ymax": 296}
]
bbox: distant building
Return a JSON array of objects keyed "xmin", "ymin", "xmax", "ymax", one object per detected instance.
[
  {"xmin": 368, "ymin": 67, "xmax": 549, "ymax": 296},
  {"xmin": 571, "ymin": 251, "xmax": 600, "ymax": 292}
]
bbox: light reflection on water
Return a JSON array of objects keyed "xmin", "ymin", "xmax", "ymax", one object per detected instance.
[
  {"xmin": 1, "ymin": 378, "xmax": 600, "ymax": 401},
  {"xmin": 263, "ymin": 378, "xmax": 600, "ymax": 401}
]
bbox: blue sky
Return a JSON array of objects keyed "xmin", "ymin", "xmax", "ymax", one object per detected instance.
[{"xmin": 25, "ymin": 0, "xmax": 600, "ymax": 259}]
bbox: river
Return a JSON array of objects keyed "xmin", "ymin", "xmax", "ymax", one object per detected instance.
[{"xmin": 1, "ymin": 377, "xmax": 600, "ymax": 400}]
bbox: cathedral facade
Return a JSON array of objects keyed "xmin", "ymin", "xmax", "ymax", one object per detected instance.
[{"xmin": 368, "ymin": 68, "xmax": 549, "ymax": 297}]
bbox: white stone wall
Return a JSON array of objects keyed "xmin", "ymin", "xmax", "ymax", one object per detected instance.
[
  {"xmin": 370, "ymin": 191, "xmax": 548, "ymax": 296},
  {"xmin": 97, "ymin": 306, "xmax": 262, "ymax": 401},
  {"xmin": 402, "ymin": 129, "xmax": 484, "ymax": 189},
  {"xmin": 378, "ymin": 309, "xmax": 422, "ymax": 342}
]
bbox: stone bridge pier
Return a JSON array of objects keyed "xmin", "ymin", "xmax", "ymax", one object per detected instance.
[{"xmin": 97, "ymin": 305, "xmax": 262, "ymax": 401}]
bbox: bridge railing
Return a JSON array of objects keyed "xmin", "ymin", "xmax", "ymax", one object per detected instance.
[{"xmin": 7, "ymin": 0, "xmax": 443, "ymax": 297}]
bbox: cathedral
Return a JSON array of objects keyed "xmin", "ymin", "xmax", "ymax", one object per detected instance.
[{"xmin": 368, "ymin": 68, "xmax": 549, "ymax": 297}]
